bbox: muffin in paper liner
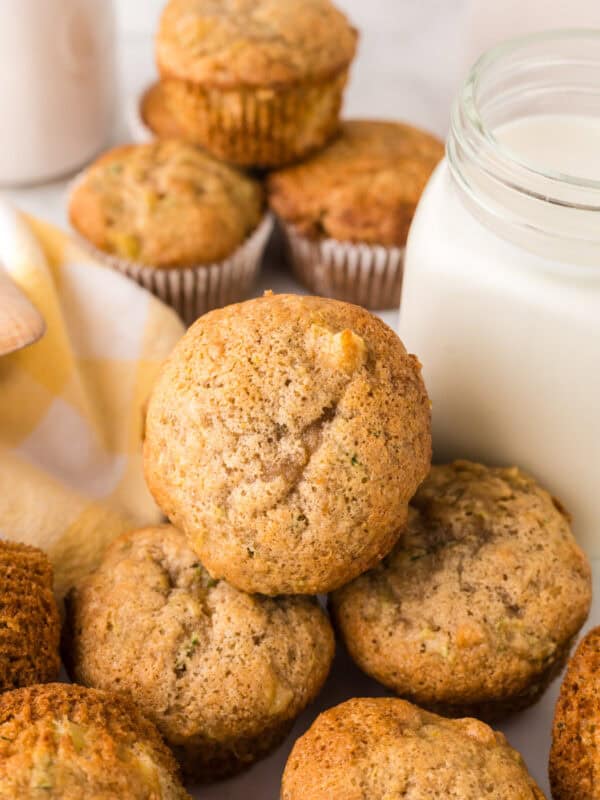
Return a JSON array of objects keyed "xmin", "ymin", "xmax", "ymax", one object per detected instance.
[
  {"xmin": 75, "ymin": 212, "xmax": 273, "ymax": 326},
  {"xmin": 155, "ymin": 0, "xmax": 358, "ymax": 168},
  {"xmin": 266, "ymin": 121, "xmax": 444, "ymax": 309},
  {"xmin": 282, "ymin": 221, "xmax": 404, "ymax": 310},
  {"xmin": 161, "ymin": 70, "xmax": 350, "ymax": 169}
]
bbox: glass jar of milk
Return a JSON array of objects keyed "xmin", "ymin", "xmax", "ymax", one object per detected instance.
[{"xmin": 399, "ymin": 31, "xmax": 600, "ymax": 554}]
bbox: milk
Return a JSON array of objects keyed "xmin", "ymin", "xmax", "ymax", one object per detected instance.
[
  {"xmin": 400, "ymin": 111, "xmax": 600, "ymax": 554},
  {"xmin": 495, "ymin": 115, "xmax": 600, "ymax": 181}
]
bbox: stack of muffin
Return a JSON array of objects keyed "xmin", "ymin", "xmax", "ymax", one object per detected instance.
[
  {"xmin": 0, "ymin": 293, "xmax": 596, "ymax": 798},
  {"xmin": 69, "ymin": 0, "xmax": 444, "ymax": 324}
]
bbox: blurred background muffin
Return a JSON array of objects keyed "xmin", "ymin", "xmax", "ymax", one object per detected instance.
[
  {"xmin": 281, "ymin": 697, "xmax": 545, "ymax": 799},
  {"xmin": 267, "ymin": 119, "xmax": 444, "ymax": 309},
  {"xmin": 136, "ymin": 81, "xmax": 186, "ymax": 141},
  {"xmin": 331, "ymin": 461, "xmax": 592, "ymax": 719},
  {"xmin": 143, "ymin": 293, "xmax": 431, "ymax": 595},
  {"xmin": 65, "ymin": 525, "xmax": 335, "ymax": 781},
  {"xmin": 155, "ymin": 0, "xmax": 358, "ymax": 167},
  {"xmin": 0, "ymin": 541, "xmax": 60, "ymax": 692},
  {"xmin": 550, "ymin": 626, "xmax": 600, "ymax": 800},
  {"xmin": 0, "ymin": 683, "xmax": 190, "ymax": 799},
  {"xmin": 69, "ymin": 140, "xmax": 271, "ymax": 324}
]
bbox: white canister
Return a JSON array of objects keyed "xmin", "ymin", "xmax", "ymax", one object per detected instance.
[
  {"xmin": 0, "ymin": 0, "xmax": 117, "ymax": 186},
  {"xmin": 399, "ymin": 31, "xmax": 600, "ymax": 554}
]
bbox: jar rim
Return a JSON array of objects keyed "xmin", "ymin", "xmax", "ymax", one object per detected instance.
[
  {"xmin": 461, "ymin": 29, "xmax": 600, "ymax": 193},
  {"xmin": 448, "ymin": 29, "xmax": 600, "ymax": 264}
]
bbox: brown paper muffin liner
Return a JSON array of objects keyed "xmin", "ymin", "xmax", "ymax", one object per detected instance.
[
  {"xmin": 161, "ymin": 70, "xmax": 349, "ymax": 168},
  {"xmin": 74, "ymin": 213, "xmax": 273, "ymax": 326},
  {"xmin": 281, "ymin": 221, "xmax": 405, "ymax": 310}
]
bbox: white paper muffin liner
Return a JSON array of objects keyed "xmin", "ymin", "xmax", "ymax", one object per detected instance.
[
  {"xmin": 281, "ymin": 221, "xmax": 405, "ymax": 310},
  {"xmin": 74, "ymin": 212, "xmax": 274, "ymax": 326}
]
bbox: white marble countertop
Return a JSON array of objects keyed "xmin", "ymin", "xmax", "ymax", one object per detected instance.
[{"xmin": 3, "ymin": 22, "xmax": 599, "ymax": 800}]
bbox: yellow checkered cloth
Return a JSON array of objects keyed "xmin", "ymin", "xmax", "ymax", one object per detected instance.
[{"xmin": 0, "ymin": 202, "xmax": 184, "ymax": 598}]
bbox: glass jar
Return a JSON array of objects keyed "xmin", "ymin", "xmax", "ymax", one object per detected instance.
[{"xmin": 399, "ymin": 31, "xmax": 600, "ymax": 555}]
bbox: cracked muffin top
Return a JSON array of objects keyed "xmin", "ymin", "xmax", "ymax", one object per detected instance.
[
  {"xmin": 143, "ymin": 293, "xmax": 431, "ymax": 595},
  {"xmin": 550, "ymin": 626, "xmax": 600, "ymax": 800},
  {"xmin": 156, "ymin": 0, "xmax": 358, "ymax": 88},
  {"xmin": 0, "ymin": 540, "xmax": 60, "ymax": 691},
  {"xmin": 267, "ymin": 120, "xmax": 444, "ymax": 246},
  {"xmin": 0, "ymin": 683, "xmax": 190, "ymax": 800},
  {"xmin": 69, "ymin": 140, "xmax": 264, "ymax": 268},
  {"xmin": 281, "ymin": 697, "xmax": 546, "ymax": 800},
  {"xmin": 331, "ymin": 461, "xmax": 591, "ymax": 717},
  {"xmin": 65, "ymin": 525, "xmax": 334, "ymax": 781}
]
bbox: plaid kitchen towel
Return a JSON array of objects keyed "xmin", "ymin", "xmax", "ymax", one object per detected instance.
[{"xmin": 0, "ymin": 201, "xmax": 184, "ymax": 598}]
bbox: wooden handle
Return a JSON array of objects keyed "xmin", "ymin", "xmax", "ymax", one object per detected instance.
[{"xmin": 0, "ymin": 268, "xmax": 45, "ymax": 356}]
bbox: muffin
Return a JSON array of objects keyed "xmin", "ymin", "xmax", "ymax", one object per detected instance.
[
  {"xmin": 155, "ymin": 0, "xmax": 358, "ymax": 167},
  {"xmin": 550, "ymin": 626, "xmax": 600, "ymax": 800},
  {"xmin": 267, "ymin": 120, "xmax": 445, "ymax": 309},
  {"xmin": 281, "ymin": 697, "xmax": 546, "ymax": 799},
  {"xmin": 136, "ymin": 81, "xmax": 185, "ymax": 141},
  {"xmin": 331, "ymin": 461, "xmax": 592, "ymax": 719},
  {"xmin": 143, "ymin": 293, "xmax": 431, "ymax": 595},
  {"xmin": 65, "ymin": 525, "xmax": 335, "ymax": 781},
  {"xmin": 69, "ymin": 140, "xmax": 272, "ymax": 324},
  {"xmin": 0, "ymin": 540, "xmax": 60, "ymax": 691},
  {"xmin": 0, "ymin": 683, "xmax": 190, "ymax": 799}
]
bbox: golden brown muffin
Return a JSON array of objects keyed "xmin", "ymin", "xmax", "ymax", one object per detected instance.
[
  {"xmin": 156, "ymin": 0, "xmax": 358, "ymax": 167},
  {"xmin": 0, "ymin": 683, "xmax": 191, "ymax": 799},
  {"xmin": 267, "ymin": 120, "xmax": 444, "ymax": 247},
  {"xmin": 331, "ymin": 461, "xmax": 592, "ymax": 720},
  {"xmin": 550, "ymin": 626, "xmax": 600, "ymax": 799},
  {"xmin": 0, "ymin": 540, "xmax": 60, "ymax": 692},
  {"xmin": 69, "ymin": 140, "xmax": 264, "ymax": 268},
  {"xmin": 65, "ymin": 525, "xmax": 335, "ymax": 781},
  {"xmin": 266, "ymin": 120, "xmax": 444, "ymax": 308},
  {"xmin": 141, "ymin": 82, "xmax": 185, "ymax": 140},
  {"xmin": 143, "ymin": 293, "xmax": 431, "ymax": 595},
  {"xmin": 281, "ymin": 697, "xmax": 546, "ymax": 799}
]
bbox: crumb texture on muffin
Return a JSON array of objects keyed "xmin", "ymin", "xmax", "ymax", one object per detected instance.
[
  {"xmin": 66, "ymin": 525, "xmax": 335, "ymax": 781},
  {"xmin": 156, "ymin": 0, "xmax": 358, "ymax": 88},
  {"xmin": 69, "ymin": 140, "xmax": 263, "ymax": 267},
  {"xmin": 0, "ymin": 683, "xmax": 190, "ymax": 799},
  {"xmin": 331, "ymin": 461, "xmax": 591, "ymax": 718},
  {"xmin": 281, "ymin": 697, "xmax": 546, "ymax": 799},
  {"xmin": 0, "ymin": 540, "xmax": 60, "ymax": 691},
  {"xmin": 143, "ymin": 294, "xmax": 431, "ymax": 595},
  {"xmin": 267, "ymin": 120, "xmax": 444, "ymax": 246},
  {"xmin": 550, "ymin": 626, "xmax": 600, "ymax": 800}
]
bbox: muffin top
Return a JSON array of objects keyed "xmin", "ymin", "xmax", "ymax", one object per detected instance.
[
  {"xmin": 69, "ymin": 140, "xmax": 263, "ymax": 268},
  {"xmin": 143, "ymin": 293, "xmax": 431, "ymax": 595},
  {"xmin": 331, "ymin": 461, "xmax": 591, "ymax": 714},
  {"xmin": 0, "ymin": 540, "xmax": 60, "ymax": 690},
  {"xmin": 66, "ymin": 525, "xmax": 334, "ymax": 778},
  {"xmin": 281, "ymin": 697, "xmax": 546, "ymax": 800},
  {"xmin": 156, "ymin": 0, "xmax": 358, "ymax": 88},
  {"xmin": 267, "ymin": 120, "xmax": 444, "ymax": 246},
  {"xmin": 0, "ymin": 683, "xmax": 190, "ymax": 800},
  {"xmin": 141, "ymin": 82, "xmax": 185, "ymax": 140},
  {"xmin": 550, "ymin": 626, "xmax": 600, "ymax": 800}
]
